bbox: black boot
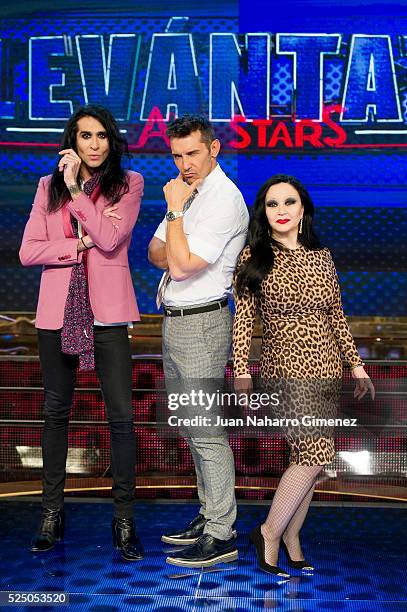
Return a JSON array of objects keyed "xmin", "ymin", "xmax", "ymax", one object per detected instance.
[
  {"xmin": 112, "ymin": 517, "xmax": 144, "ymax": 561},
  {"xmin": 30, "ymin": 507, "xmax": 65, "ymax": 552}
]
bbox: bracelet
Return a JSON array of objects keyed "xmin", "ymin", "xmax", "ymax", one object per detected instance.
[
  {"xmin": 350, "ymin": 362, "xmax": 365, "ymax": 369},
  {"xmin": 81, "ymin": 237, "xmax": 88, "ymax": 250}
]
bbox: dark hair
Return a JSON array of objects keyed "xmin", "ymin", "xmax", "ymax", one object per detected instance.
[
  {"xmin": 166, "ymin": 114, "xmax": 216, "ymax": 148},
  {"xmin": 235, "ymin": 174, "xmax": 323, "ymax": 296},
  {"xmin": 48, "ymin": 104, "xmax": 130, "ymax": 213}
]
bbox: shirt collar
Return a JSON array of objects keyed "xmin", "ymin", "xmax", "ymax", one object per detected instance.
[{"xmin": 196, "ymin": 163, "xmax": 223, "ymax": 196}]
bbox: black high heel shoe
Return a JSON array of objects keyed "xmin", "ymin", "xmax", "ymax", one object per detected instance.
[
  {"xmin": 31, "ymin": 507, "xmax": 65, "ymax": 552},
  {"xmin": 249, "ymin": 525, "xmax": 290, "ymax": 577},
  {"xmin": 112, "ymin": 517, "xmax": 144, "ymax": 561},
  {"xmin": 281, "ymin": 538, "xmax": 314, "ymax": 570}
]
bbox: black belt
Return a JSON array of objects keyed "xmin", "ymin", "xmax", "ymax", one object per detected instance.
[{"xmin": 163, "ymin": 298, "xmax": 228, "ymax": 317}]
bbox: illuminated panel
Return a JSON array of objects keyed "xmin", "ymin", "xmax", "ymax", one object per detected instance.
[{"xmin": 1, "ymin": 4, "xmax": 406, "ymax": 314}]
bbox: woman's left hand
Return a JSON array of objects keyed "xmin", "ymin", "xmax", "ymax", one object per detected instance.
[
  {"xmin": 351, "ymin": 365, "xmax": 375, "ymax": 400},
  {"xmin": 58, "ymin": 148, "xmax": 82, "ymax": 186}
]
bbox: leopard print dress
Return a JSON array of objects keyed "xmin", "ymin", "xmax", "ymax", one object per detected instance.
[{"xmin": 233, "ymin": 244, "xmax": 363, "ymax": 466}]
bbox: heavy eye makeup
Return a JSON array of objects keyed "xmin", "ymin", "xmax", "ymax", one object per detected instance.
[
  {"xmin": 80, "ymin": 131, "xmax": 107, "ymax": 139},
  {"xmin": 265, "ymin": 198, "xmax": 297, "ymax": 208}
]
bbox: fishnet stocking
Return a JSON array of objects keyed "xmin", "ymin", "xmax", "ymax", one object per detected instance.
[
  {"xmin": 261, "ymin": 464, "xmax": 323, "ymax": 566},
  {"xmin": 282, "ymin": 483, "xmax": 315, "ymax": 560}
]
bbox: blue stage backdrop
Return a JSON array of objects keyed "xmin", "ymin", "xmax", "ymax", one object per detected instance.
[{"xmin": 0, "ymin": 0, "xmax": 405, "ymax": 315}]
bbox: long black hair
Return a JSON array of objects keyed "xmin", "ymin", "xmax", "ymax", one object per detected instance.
[
  {"xmin": 235, "ymin": 174, "xmax": 323, "ymax": 296},
  {"xmin": 48, "ymin": 104, "xmax": 130, "ymax": 213}
]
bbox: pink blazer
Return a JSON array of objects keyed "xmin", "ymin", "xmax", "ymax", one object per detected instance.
[{"xmin": 19, "ymin": 170, "xmax": 144, "ymax": 329}]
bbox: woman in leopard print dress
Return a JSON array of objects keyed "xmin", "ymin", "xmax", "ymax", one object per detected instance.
[{"xmin": 233, "ymin": 174, "xmax": 374, "ymax": 576}]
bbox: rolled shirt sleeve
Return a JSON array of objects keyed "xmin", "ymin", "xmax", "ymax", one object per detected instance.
[
  {"xmin": 154, "ymin": 217, "xmax": 167, "ymax": 242},
  {"xmin": 187, "ymin": 199, "xmax": 240, "ymax": 264}
]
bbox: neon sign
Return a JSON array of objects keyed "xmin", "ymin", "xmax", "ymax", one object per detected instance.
[{"xmin": 1, "ymin": 27, "xmax": 406, "ymax": 151}]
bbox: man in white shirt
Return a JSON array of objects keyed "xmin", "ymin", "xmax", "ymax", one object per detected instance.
[{"xmin": 148, "ymin": 115, "xmax": 249, "ymax": 567}]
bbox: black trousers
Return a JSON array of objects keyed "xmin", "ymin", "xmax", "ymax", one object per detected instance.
[{"xmin": 37, "ymin": 326, "xmax": 136, "ymax": 519}]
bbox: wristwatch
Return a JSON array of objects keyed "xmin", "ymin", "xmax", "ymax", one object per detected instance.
[{"xmin": 166, "ymin": 210, "xmax": 184, "ymax": 222}]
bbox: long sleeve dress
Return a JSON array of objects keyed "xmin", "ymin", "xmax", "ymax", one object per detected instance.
[{"xmin": 233, "ymin": 244, "xmax": 364, "ymax": 465}]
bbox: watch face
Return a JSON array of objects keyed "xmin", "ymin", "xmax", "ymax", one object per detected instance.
[{"xmin": 166, "ymin": 211, "xmax": 182, "ymax": 221}]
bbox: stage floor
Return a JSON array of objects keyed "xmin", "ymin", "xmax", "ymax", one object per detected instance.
[{"xmin": 0, "ymin": 501, "xmax": 405, "ymax": 611}]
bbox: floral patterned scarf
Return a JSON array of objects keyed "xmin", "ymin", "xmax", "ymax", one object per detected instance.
[{"xmin": 61, "ymin": 174, "xmax": 100, "ymax": 370}]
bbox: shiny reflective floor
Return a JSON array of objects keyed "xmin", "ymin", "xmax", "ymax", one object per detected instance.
[{"xmin": 0, "ymin": 501, "xmax": 405, "ymax": 611}]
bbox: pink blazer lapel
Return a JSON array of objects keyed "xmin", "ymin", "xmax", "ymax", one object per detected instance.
[
  {"xmin": 90, "ymin": 183, "xmax": 101, "ymax": 203},
  {"xmin": 62, "ymin": 203, "xmax": 74, "ymax": 238}
]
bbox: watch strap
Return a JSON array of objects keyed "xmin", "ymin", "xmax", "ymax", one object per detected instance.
[{"xmin": 166, "ymin": 210, "xmax": 184, "ymax": 221}]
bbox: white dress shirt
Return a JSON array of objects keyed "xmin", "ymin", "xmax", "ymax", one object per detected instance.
[{"xmin": 154, "ymin": 164, "xmax": 249, "ymax": 307}]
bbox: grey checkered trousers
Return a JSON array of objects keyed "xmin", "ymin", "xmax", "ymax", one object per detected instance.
[{"xmin": 162, "ymin": 304, "xmax": 237, "ymax": 541}]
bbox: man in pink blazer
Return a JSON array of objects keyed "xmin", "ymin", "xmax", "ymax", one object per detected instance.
[
  {"xmin": 20, "ymin": 171, "xmax": 142, "ymax": 328},
  {"xmin": 20, "ymin": 104, "xmax": 144, "ymax": 561}
]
